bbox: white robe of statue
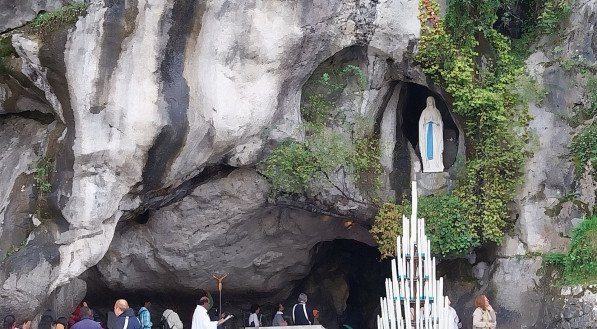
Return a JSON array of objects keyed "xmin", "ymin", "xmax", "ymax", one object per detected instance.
[{"xmin": 418, "ymin": 96, "xmax": 444, "ymax": 172}]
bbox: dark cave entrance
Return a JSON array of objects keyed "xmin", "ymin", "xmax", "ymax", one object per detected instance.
[
  {"xmin": 290, "ymin": 239, "xmax": 391, "ymax": 329},
  {"xmin": 398, "ymin": 82, "xmax": 459, "ymax": 170}
]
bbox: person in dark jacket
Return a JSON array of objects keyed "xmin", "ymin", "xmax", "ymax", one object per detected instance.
[
  {"xmin": 113, "ymin": 300, "xmax": 142, "ymax": 329},
  {"xmin": 292, "ymin": 293, "xmax": 314, "ymax": 325},
  {"xmin": 39, "ymin": 309, "xmax": 56, "ymax": 329},
  {"xmin": 71, "ymin": 307, "xmax": 101, "ymax": 329},
  {"xmin": 2, "ymin": 315, "xmax": 15, "ymax": 329}
]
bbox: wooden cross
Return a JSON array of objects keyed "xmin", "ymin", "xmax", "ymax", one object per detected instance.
[{"xmin": 212, "ymin": 273, "xmax": 229, "ymax": 317}]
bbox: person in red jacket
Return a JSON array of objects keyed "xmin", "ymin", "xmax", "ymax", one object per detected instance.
[{"xmin": 69, "ymin": 302, "xmax": 88, "ymax": 327}]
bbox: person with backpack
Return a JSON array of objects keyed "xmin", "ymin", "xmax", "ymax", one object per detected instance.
[
  {"xmin": 114, "ymin": 299, "xmax": 142, "ymax": 329},
  {"xmin": 138, "ymin": 301, "xmax": 152, "ymax": 329},
  {"xmin": 161, "ymin": 308, "xmax": 183, "ymax": 329},
  {"xmin": 292, "ymin": 293, "xmax": 314, "ymax": 325}
]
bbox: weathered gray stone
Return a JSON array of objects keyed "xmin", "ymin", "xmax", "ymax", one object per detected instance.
[
  {"xmin": 563, "ymin": 304, "xmax": 583, "ymax": 319},
  {"xmin": 417, "ymin": 172, "xmax": 450, "ymax": 196},
  {"xmin": 491, "ymin": 257, "xmax": 543, "ymax": 328},
  {"xmin": 0, "ymin": 0, "xmax": 79, "ymax": 32},
  {"xmin": 0, "ymin": 117, "xmax": 49, "ymax": 254},
  {"xmin": 472, "ymin": 261, "xmax": 488, "ymax": 282},
  {"xmin": 97, "ymin": 169, "xmax": 374, "ymax": 295},
  {"xmin": 572, "ymin": 285, "xmax": 584, "ymax": 296},
  {"xmin": 12, "ymin": 35, "xmax": 65, "ymax": 122}
]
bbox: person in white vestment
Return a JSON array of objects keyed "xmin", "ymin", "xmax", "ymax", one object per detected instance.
[
  {"xmin": 191, "ymin": 297, "xmax": 225, "ymax": 329},
  {"xmin": 447, "ymin": 297, "xmax": 462, "ymax": 329}
]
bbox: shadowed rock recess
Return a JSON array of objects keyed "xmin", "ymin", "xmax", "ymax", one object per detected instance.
[{"xmin": 0, "ymin": 0, "xmax": 596, "ymax": 328}]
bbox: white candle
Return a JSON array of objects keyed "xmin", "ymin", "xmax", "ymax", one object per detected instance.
[
  {"xmin": 415, "ymin": 289, "xmax": 420, "ymax": 329},
  {"xmin": 395, "ymin": 286, "xmax": 402, "ymax": 323},
  {"xmin": 411, "ymin": 181, "xmax": 418, "ymax": 221},
  {"xmin": 431, "ymin": 299, "xmax": 436, "ymax": 324},
  {"xmin": 380, "ymin": 297, "xmax": 386, "ymax": 329},
  {"xmin": 404, "ymin": 298, "xmax": 411, "ymax": 329},
  {"xmin": 424, "ymin": 297, "xmax": 430, "ymax": 328},
  {"xmin": 404, "ymin": 232, "xmax": 410, "ymax": 256},
  {"xmin": 421, "ymin": 219, "xmax": 425, "ymax": 246},
  {"xmin": 411, "ymin": 214, "xmax": 416, "ymax": 243},
  {"xmin": 427, "ymin": 240, "xmax": 432, "ymax": 274},
  {"xmin": 418, "ymin": 250, "xmax": 423, "ymax": 280},
  {"xmin": 403, "ymin": 216, "xmax": 409, "ymax": 253},
  {"xmin": 403, "ymin": 255, "xmax": 408, "ymax": 279},
  {"xmin": 400, "ymin": 277, "xmax": 406, "ymax": 300},
  {"xmin": 402, "ymin": 215, "xmax": 407, "ymax": 237},
  {"xmin": 425, "ymin": 251, "xmax": 430, "ymax": 279},
  {"xmin": 388, "ymin": 285, "xmax": 396, "ymax": 329},
  {"xmin": 391, "ymin": 259, "xmax": 398, "ymax": 296}
]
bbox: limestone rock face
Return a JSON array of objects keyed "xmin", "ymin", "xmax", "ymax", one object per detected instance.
[
  {"xmin": 489, "ymin": 1, "xmax": 597, "ymax": 328},
  {"xmin": 0, "ymin": 0, "xmax": 420, "ymax": 319},
  {"xmin": 97, "ymin": 169, "xmax": 373, "ymax": 295},
  {"xmin": 513, "ymin": 0, "xmax": 596, "ymax": 253}
]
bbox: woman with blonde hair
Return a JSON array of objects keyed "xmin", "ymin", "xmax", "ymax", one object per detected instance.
[{"xmin": 473, "ymin": 295, "xmax": 496, "ymax": 329}]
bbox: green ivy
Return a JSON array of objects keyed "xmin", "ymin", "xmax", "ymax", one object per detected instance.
[
  {"xmin": 371, "ymin": 195, "xmax": 479, "ymax": 258},
  {"xmin": 544, "ymin": 216, "xmax": 597, "ymax": 284},
  {"xmin": 33, "ymin": 157, "xmax": 54, "ymax": 193},
  {"xmin": 535, "ymin": 0, "xmax": 572, "ymax": 33},
  {"xmin": 507, "ymin": 0, "xmax": 572, "ymax": 63},
  {"xmin": 30, "ymin": 2, "xmax": 89, "ymax": 37},
  {"xmin": 412, "ymin": 0, "xmax": 531, "ymax": 247},
  {"xmin": 570, "ymin": 121, "xmax": 597, "ymax": 179}
]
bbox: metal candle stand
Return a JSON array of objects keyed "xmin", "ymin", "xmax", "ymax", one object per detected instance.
[{"xmin": 377, "ymin": 182, "xmax": 450, "ymax": 329}]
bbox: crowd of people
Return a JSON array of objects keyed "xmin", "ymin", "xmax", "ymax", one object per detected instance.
[{"xmin": 1, "ymin": 293, "xmax": 496, "ymax": 329}]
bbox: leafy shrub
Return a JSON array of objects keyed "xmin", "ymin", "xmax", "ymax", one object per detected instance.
[
  {"xmin": 30, "ymin": 2, "xmax": 89, "ymax": 36},
  {"xmin": 300, "ymin": 64, "xmax": 368, "ymax": 128},
  {"xmin": 536, "ymin": 0, "xmax": 572, "ymax": 34},
  {"xmin": 544, "ymin": 216, "xmax": 597, "ymax": 284},
  {"xmin": 262, "ymin": 64, "xmax": 382, "ymax": 200},
  {"xmin": 371, "ymin": 195, "xmax": 479, "ymax": 258},
  {"xmin": 261, "ymin": 140, "xmax": 323, "ymax": 195},
  {"xmin": 33, "ymin": 157, "xmax": 54, "ymax": 193}
]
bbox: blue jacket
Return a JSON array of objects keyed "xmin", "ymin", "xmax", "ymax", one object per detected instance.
[
  {"xmin": 71, "ymin": 318, "xmax": 101, "ymax": 329},
  {"xmin": 115, "ymin": 309, "xmax": 142, "ymax": 329},
  {"xmin": 138, "ymin": 307, "xmax": 152, "ymax": 329}
]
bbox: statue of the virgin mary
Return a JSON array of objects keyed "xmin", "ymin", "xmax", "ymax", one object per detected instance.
[{"xmin": 418, "ymin": 96, "xmax": 444, "ymax": 172}]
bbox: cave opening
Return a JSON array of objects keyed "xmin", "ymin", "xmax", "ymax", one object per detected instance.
[
  {"xmin": 79, "ymin": 239, "xmax": 390, "ymax": 329},
  {"xmin": 398, "ymin": 82, "xmax": 459, "ymax": 170},
  {"xmin": 289, "ymin": 239, "xmax": 391, "ymax": 329}
]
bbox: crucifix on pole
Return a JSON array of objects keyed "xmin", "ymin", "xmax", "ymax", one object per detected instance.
[{"xmin": 212, "ymin": 273, "xmax": 228, "ymax": 317}]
